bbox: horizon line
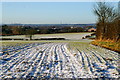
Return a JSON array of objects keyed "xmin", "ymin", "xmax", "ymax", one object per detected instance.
[
  {"xmin": 1, "ymin": 22, "xmax": 96, "ymax": 25},
  {"xmin": 1, "ymin": 0, "xmax": 119, "ymax": 2}
]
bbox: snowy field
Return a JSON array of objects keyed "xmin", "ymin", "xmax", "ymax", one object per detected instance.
[
  {"xmin": 0, "ymin": 41, "xmax": 119, "ymax": 79},
  {"xmin": 1, "ymin": 32, "xmax": 92, "ymax": 40}
]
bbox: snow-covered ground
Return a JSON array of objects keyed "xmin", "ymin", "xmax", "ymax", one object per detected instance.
[
  {"xmin": 1, "ymin": 32, "xmax": 92, "ymax": 40},
  {"xmin": 0, "ymin": 42, "xmax": 119, "ymax": 79}
]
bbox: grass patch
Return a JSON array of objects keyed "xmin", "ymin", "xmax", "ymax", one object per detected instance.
[
  {"xmin": 1, "ymin": 41, "xmax": 37, "ymax": 47},
  {"xmin": 1, "ymin": 40, "xmax": 91, "ymax": 47},
  {"xmin": 67, "ymin": 41, "xmax": 90, "ymax": 51},
  {"xmin": 91, "ymin": 40, "xmax": 120, "ymax": 52}
]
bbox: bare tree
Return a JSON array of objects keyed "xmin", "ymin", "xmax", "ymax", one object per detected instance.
[
  {"xmin": 94, "ymin": 2, "xmax": 119, "ymax": 41},
  {"xmin": 25, "ymin": 29, "xmax": 36, "ymax": 40}
]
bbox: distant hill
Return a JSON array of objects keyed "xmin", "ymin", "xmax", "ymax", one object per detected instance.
[{"xmin": 2, "ymin": 23, "xmax": 96, "ymax": 28}]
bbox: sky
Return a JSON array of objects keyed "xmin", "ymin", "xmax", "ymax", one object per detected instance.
[{"xmin": 1, "ymin": 2, "xmax": 118, "ymax": 24}]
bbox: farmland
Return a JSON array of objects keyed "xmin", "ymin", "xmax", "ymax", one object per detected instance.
[
  {"xmin": 1, "ymin": 32, "xmax": 93, "ymax": 40},
  {"xmin": 0, "ymin": 33, "xmax": 119, "ymax": 79}
]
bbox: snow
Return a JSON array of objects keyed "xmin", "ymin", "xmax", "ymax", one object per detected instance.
[{"xmin": 0, "ymin": 42, "xmax": 119, "ymax": 79}]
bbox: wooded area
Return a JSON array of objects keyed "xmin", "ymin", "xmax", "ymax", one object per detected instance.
[
  {"xmin": 94, "ymin": 2, "xmax": 120, "ymax": 42},
  {"xmin": 1, "ymin": 25, "xmax": 86, "ymax": 36}
]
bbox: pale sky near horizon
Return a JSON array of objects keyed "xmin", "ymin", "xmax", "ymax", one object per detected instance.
[{"xmin": 1, "ymin": 2, "xmax": 118, "ymax": 24}]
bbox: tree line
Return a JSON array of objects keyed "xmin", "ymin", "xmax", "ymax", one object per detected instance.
[
  {"xmin": 1, "ymin": 25, "xmax": 85, "ymax": 36},
  {"xmin": 94, "ymin": 2, "xmax": 120, "ymax": 42}
]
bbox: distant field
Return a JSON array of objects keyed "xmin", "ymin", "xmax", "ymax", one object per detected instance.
[{"xmin": 1, "ymin": 32, "xmax": 93, "ymax": 40}]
